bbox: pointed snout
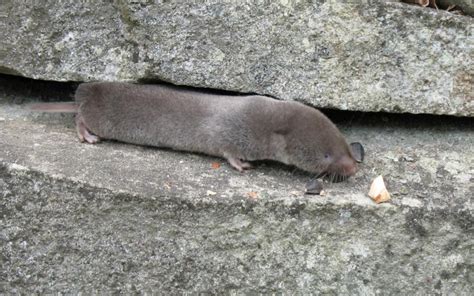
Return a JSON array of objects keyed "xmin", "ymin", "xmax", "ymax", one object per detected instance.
[{"xmin": 339, "ymin": 155, "xmax": 358, "ymax": 176}]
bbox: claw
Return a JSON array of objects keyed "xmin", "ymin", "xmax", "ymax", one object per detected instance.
[
  {"xmin": 76, "ymin": 114, "xmax": 100, "ymax": 144},
  {"xmin": 226, "ymin": 157, "xmax": 252, "ymax": 172}
]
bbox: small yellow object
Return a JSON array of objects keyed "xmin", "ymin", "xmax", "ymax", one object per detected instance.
[{"xmin": 368, "ymin": 175, "xmax": 391, "ymax": 204}]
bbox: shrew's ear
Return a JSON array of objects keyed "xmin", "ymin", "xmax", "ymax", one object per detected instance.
[{"xmin": 350, "ymin": 142, "xmax": 365, "ymax": 163}]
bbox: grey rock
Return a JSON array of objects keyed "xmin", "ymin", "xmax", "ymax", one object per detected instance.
[
  {"xmin": 437, "ymin": 0, "xmax": 474, "ymax": 15},
  {"xmin": 0, "ymin": 1, "xmax": 473, "ymax": 116},
  {"xmin": 403, "ymin": 0, "xmax": 474, "ymax": 15},
  {"xmin": 1, "ymin": 82, "xmax": 473, "ymax": 294}
]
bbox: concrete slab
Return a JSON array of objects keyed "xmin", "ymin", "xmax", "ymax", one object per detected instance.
[{"xmin": 1, "ymin": 1, "xmax": 473, "ymax": 116}]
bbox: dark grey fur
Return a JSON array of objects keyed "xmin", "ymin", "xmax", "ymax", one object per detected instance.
[{"xmin": 75, "ymin": 82, "xmax": 357, "ymax": 176}]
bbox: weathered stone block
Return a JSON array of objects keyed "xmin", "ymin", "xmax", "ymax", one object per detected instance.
[{"xmin": 0, "ymin": 1, "xmax": 472, "ymax": 115}]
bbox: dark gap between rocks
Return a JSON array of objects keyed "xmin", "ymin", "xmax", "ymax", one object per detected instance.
[
  {"xmin": 323, "ymin": 109, "xmax": 473, "ymax": 130},
  {"xmin": 0, "ymin": 74, "xmax": 79, "ymax": 103}
]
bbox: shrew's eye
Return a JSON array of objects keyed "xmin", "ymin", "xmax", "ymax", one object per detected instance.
[{"xmin": 324, "ymin": 153, "xmax": 330, "ymax": 159}]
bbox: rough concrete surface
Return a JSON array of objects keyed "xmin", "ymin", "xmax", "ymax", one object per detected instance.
[
  {"xmin": 0, "ymin": 79, "xmax": 473, "ymax": 294},
  {"xmin": 0, "ymin": 1, "xmax": 473, "ymax": 116},
  {"xmin": 437, "ymin": 0, "xmax": 474, "ymax": 16}
]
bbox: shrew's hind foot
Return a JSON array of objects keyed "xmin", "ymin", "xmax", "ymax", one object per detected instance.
[
  {"xmin": 226, "ymin": 156, "xmax": 253, "ymax": 172},
  {"xmin": 75, "ymin": 114, "xmax": 100, "ymax": 144}
]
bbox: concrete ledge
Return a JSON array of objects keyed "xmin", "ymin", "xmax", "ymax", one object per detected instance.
[{"xmin": 1, "ymin": 89, "xmax": 473, "ymax": 293}]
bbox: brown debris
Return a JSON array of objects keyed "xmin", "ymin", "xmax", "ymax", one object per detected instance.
[
  {"xmin": 247, "ymin": 191, "xmax": 258, "ymax": 199},
  {"xmin": 402, "ymin": 0, "xmax": 430, "ymax": 7}
]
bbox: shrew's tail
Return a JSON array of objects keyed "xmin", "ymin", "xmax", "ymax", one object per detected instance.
[{"xmin": 27, "ymin": 102, "xmax": 79, "ymax": 113}]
